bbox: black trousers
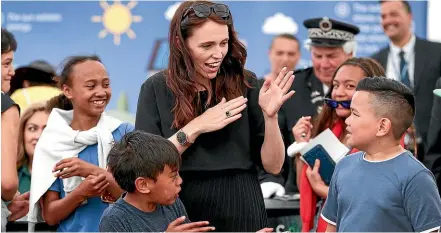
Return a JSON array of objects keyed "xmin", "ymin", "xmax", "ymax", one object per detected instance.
[{"xmin": 179, "ymin": 169, "xmax": 268, "ymax": 232}]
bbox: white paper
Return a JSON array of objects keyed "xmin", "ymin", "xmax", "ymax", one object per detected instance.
[{"xmin": 300, "ymin": 128, "xmax": 350, "ymax": 163}]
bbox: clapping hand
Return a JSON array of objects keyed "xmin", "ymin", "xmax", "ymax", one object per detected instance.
[
  {"xmin": 53, "ymin": 158, "xmax": 100, "ymax": 178},
  {"xmin": 259, "ymin": 67, "xmax": 295, "ymax": 118},
  {"xmin": 193, "ymin": 96, "xmax": 248, "ymax": 134}
]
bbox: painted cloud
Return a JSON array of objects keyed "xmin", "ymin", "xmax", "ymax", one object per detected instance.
[
  {"xmin": 165, "ymin": 2, "xmax": 181, "ymax": 21},
  {"xmin": 262, "ymin": 13, "xmax": 298, "ymax": 35}
]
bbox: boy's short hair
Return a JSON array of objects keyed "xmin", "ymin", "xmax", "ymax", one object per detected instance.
[
  {"xmin": 1, "ymin": 28, "xmax": 17, "ymax": 54},
  {"xmin": 107, "ymin": 131, "xmax": 181, "ymax": 193},
  {"xmin": 356, "ymin": 77, "xmax": 415, "ymax": 139}
]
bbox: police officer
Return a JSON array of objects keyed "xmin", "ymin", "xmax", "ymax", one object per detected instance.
[{"xmin": 259, "ymin": 17, "xmax": 360, "ymax": 197}]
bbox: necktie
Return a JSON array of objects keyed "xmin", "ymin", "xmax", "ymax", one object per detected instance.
[{"xmin": 399, "ymin": 50, "xmax": 411, "ymax": 88}]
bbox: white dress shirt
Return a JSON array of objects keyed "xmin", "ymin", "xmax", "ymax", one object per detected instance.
[
  {"xmin": 386, "ymin": 34, "xmax": 416, "ymax": 88},
  {"xmin": 323, "ymin": 84, "xmax": 329, "ymax": 95}
]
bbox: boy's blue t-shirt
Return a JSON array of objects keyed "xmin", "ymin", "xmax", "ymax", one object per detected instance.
[
  {"xmin": 48, "ymin": 123, "xmax": 134, "ymax": 232},
  {"xmin": 99, "ymin": 196, "xmax": 190, "ymax": 232},
  {"xmin": 322, "ymin": 151, "xmax": 441, "ymax": 232}
]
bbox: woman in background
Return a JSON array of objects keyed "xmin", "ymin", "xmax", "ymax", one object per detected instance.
[{"xmin": 16, "ymin": 103, "xmax": 50, "ymax": 194}]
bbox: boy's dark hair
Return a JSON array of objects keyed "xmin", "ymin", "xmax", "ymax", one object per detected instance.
[
  {"xmin": 1, "ymin": 28, "xmax": 17, "ymax": 54},
  {"xmin": 270, "ymin": 33, "xmax": 300, "ymax": 50},
  {"xmin": 356, "ymin": 77, "xmax": 415, "ymax": 139},
  {"xmin": 107, "ymin": 131, "xmax": 181, "ymax": 193},
  {"xmin": 379, "ymin": 0, "xmax": 412, "ymax": 14}
]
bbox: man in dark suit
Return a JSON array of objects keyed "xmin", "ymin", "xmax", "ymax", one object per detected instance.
[
  {"xmin": 371, "ymin": 0, "xmax": 441, "ymax": 162},
  {"xmin": 426, "ymin": 80, "xmax": 441, "ymax": 194},
  {"xmin": 259, "ymin": 17, "xmax": 359, "ymax": 198}
]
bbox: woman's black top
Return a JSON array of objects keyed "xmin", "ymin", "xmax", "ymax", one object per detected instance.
[
  {"xmin": 135, "ymin": 71, "xmax": 265, "ymax": 172},
  {"xmin": 1, "ymin": 92, "xmax": 18, "ymax": 113}
]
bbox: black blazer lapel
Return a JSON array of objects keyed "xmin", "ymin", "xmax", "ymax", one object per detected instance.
[
  {"xmin": 378, "ymin": 47, "xmax": 389, "ymax": 69},
  {"xmin": 413, "ymin": 38, "xmax": 427, "ymax": 93}
]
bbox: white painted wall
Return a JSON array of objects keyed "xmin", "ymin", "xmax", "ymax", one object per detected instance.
[{"xmin": 427, "ymin": 0, "xmax": 441, "ymax": 42}]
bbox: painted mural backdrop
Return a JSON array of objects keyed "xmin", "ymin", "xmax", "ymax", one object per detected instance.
[{"xmin": 1, "ymin": 1, "xmax": 427, "ymax": 114}]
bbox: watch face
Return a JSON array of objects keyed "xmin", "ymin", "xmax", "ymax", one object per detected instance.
[{"xmin": 177, "ymin": 131, "xmax": 187, "ymax": 145}]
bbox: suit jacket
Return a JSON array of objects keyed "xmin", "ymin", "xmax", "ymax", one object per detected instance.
[
  {"xmin": 257, "ymin": 68, "xmax": 325, "ymax": 192},
  {"xmin": 426, "ymin": 78, "xmax": 441, "ymax": 194},
  {"xmin": 371, "ymin": 37, "xmax": 441, "ymax": 145}
]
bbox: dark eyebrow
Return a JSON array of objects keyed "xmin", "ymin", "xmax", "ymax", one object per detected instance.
[
  {"xmin": 169, "ymin": 171, "xmax": 178, "ymax": 177},
  {"xmin": 169, "ymin": 165, "xmax": 178, "ymax": 172},
  {"xmin": 199, "ymin": 38, "xmax": 229, "ymax": 45},
  {"xmin": 199, "ymin": 41, "xmax": 215, "ymax": 46},
  {"xmin": 84, "ymin": 77, "xmax": 109, "ymax": 82}
]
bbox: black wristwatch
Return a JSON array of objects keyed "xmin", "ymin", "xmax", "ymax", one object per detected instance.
[{"xmin": 177, "ymin": 130, "xmax": 190, "ymax": 146}]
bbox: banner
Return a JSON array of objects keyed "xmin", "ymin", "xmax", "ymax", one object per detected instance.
[{"xmin": 1, "ymin": 1, "xmax": 427, "ymax": 114}]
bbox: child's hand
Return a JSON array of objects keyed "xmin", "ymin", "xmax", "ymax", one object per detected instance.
[
  {"xmin": 77, "ymin": 174, "xmax": 109, "ymax": 199},
  {"xmin": 306, "ymin": 159, "xmax": 328, "ymax": 198},
  {"xmin": 53, "ymin": 158, "xmax": 100, "ymax": 178},
  {"xmin": 7, "ymin": 192, "xmax": 30, "ymax": 221},
  {"xmin": 292, "ymin": 116, "xmax": 313, "ymax": 142},
  {"xmin": 166, "ymin": 216, "xmax": 215, "ymax": 232},
  {"xmin": 306, "ymin": 159, "xmax": 325, "ymax": 186},
  {"xmin": 257, "ymin": 227, "xmax": 274, "ymax": 232}
]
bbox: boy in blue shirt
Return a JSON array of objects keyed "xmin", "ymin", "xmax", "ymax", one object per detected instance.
[
  {"xmin": 321, "ymin": 77, "xmax": 441, "ymax": 232},
  {"xmin": 99, "ymin": 131, "xmax": 215, "ymax": 232}
]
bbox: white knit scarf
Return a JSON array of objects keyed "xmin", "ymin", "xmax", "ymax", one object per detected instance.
[{"xmin": 27, "ymin": 108, "xmax": 121, "ymax": 228}]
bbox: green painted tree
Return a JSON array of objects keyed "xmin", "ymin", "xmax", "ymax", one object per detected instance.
[{"xmin": 107, "ymin": 91, "xmax": 136, "ymax": 124}]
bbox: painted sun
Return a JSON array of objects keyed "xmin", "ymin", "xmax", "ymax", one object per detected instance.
[{"xmin": 91, "ymin": 0, "xmax": 143, "ymax": 45}]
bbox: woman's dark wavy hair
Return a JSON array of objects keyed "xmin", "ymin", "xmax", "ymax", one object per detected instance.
[
  {"xmin": 312, "ymin": 57, "xmax": 386, "ymax": 139},
  {"xmin": 46, "ymin": 55, "xmax": 101, "ymax": 111},
  {"xmin": 167, "ymin": 0, "xmax": 250, "ymax": 128}
]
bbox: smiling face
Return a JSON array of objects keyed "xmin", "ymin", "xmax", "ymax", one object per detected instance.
[
  {"xmin": 185, "ymin": 19, "xmax": 229, "ymax": 82},
  {"xmin": 63, "ymin": 60, "xmax": 111, "ymax": 117},
  {"xmin": 23, "ymin": 110, "xmax": 49, "ymax": 159},
  {"xmin": 1, "ymin": 50, "xmax": 15, "ymax": 92},
  {"xmin": 331, "ymin": 65, "xmax": 367, "ymax": 118},
  {"xmin": 269, "ymin": 37, "xmax": 300, "ymax": 74},
  {"xmin": 311, "ymin": 46, "xmax": 352, "ymax": 86},
  {"xmin": 380, "ymin": 1, "xmax": 412, "ymax": 43}
]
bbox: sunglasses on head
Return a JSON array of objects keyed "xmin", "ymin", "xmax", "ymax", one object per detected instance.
[
  {"xmin": 181, "ymin": 3, "xmax": 231, "ymax": 28},
  {"xmin": 324, "ymin": 98, "xmax": 351, "ymax": 109}
]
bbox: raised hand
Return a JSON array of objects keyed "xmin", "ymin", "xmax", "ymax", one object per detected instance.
[{"xmin": 259, "ymin": 67, "xmax": 295, "ymax": 118}]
